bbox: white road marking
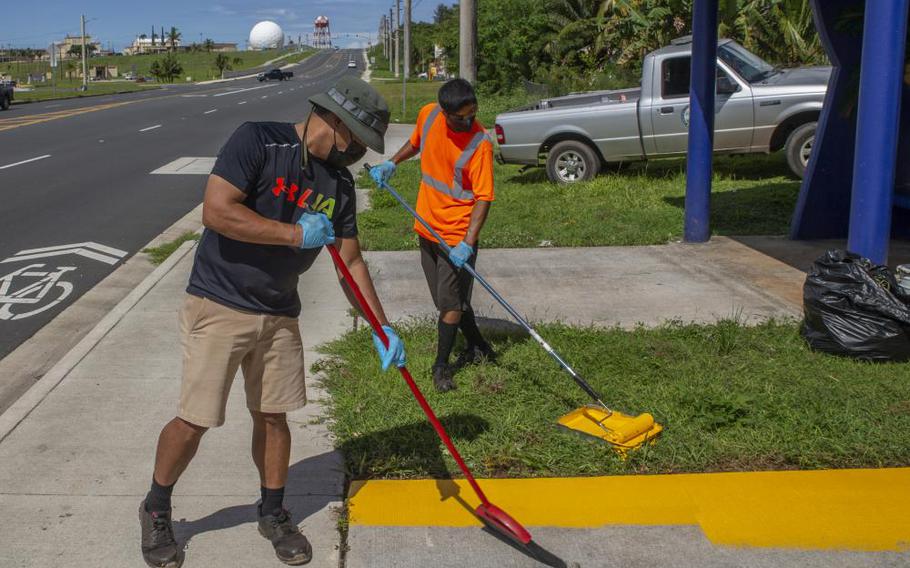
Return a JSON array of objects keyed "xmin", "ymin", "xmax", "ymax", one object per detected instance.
[
  {"xmin": 212, "ymin": 84, "xmax": 276, "ymax": 97},
  {"xmin": 261, "ymin": 95, "xmax": 268, "ymax": 99},
  {"xmin": 0, "ymin": 155, "xmax": 52, "ymax": 170},
  {"xmin": 2, "ymin": 242, "xmax": 127, "ymax": 265},
  {"xmin": 45, "ymin": 103, "xmax": 62, "ymax": 108},
  {"xmin": 238, "ymin": 101, "xmax": 247, "ymax": 105},
  {"xmin": 204, "ymin": 109, "xmax": 218, "ymax": 114},
  {"xmin": 139, "ymin": 124, "xmax": 162, "ymax": 132},
  {"xmin": 278, "ymin": 91, "xmax": 284, "ymax": 94},
  {"xmin": 180, "ymin": 94, "xmax": 208, "ymax": 98},
  {"xmin": 150, "ymin": 157, "xmax": 216, "ymax": 175}
]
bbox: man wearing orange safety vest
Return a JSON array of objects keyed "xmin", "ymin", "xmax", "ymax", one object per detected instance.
[{"xmin": 370, "ymin": 79, "xmax": 495, "ymax": 392}]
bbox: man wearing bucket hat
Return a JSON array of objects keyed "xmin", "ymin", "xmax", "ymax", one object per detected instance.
[
  {"xmin": 370, "ymin": 78, "xmax": 496, "ymax": 393},
  {"xmin": 139, "ymin": 77, "xmax": 404, "ymax": 568}
]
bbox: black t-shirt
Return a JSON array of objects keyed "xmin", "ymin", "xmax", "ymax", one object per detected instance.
[{"xmin": 187, "ymin": 121, "xmax": 358, "ymax": 317}]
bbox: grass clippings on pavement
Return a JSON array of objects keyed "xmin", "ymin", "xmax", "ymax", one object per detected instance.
[
  {"xmin": 319, "ymin": 319, "xmax": 910, "ymax": 479},
  {"xmin": 355, "ymin": 155, "xmax": 800, "ymax": 251},
  {"xmin": 142, "ymin": 231, "xmax": 200, "ymax": 265}
]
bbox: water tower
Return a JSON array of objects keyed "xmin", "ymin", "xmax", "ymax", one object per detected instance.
[{"xmin": 313, "ymin": 16, "xmax": 332, "ymax": 49}]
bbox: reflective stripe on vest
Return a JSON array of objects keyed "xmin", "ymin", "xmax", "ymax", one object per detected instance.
[{"xmin": 419, "ymin": 105, "xmax": 488, "ymax": 201}]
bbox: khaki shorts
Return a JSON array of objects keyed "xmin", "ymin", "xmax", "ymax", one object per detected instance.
[{"xmin": 177, "ymin": 294, "xmax": 306, "ymax": 428}]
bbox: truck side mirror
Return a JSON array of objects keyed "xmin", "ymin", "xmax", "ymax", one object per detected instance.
[{"xmin": 717, "ymin": 76, "xmax": 740, "ymax": 95}]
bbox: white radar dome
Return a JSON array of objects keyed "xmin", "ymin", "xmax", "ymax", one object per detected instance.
[{"xmin": 249, "ymin": 21, "xmax": 284, "ymax": 50}]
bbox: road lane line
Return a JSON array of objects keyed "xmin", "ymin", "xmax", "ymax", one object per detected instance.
[
  {"xmin": 139, "ymin": 124, "xmax": 162, "ymax": 132},
  {"xmin": 278, "ymin": 91, "xmax": 284, "ymax": 94},
  {"xmin": 212, "ymin": 84, "xmax": 277, "ymax": 97},
  {"xmin": 238, "ymin": 101, "xmax": 247, "ymax": 105},
  {"xmin": 261, "ymin": 95, "xmax": 268, "ymax": 99},
  {"xmin": 0, "ymin": 154, "xmax": 52, "ymax": 170},
  {"xmin": 203, "ymin": 109, "xmax": 218, "ymax": 114}
]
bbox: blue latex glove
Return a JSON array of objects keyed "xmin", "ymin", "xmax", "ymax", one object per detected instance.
[
  {"xmin": 370, "ymin": 160, "xmax": 397, "ymax": 186},
  {"xmin": 372, "ymin": 325, "xmax": 407, "ymax": 371},
  {"xmin": 296, "ymin": 212, "xmax": 335, "ymax": 249},
  {"xmin": 448, "ymin": 241, "xmax": 474, "ymax": 269}
]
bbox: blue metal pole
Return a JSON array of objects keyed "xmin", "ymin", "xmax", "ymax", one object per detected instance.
[
  {"xmin": 684, "ymin": 0, "xmax": 719, "ymax": 243},
  {"xmin": 847, "ymin": 0, "xmax": 910, "ymax": 264}
]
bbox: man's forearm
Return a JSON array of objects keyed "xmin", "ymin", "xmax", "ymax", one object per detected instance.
[
  {"xmin": 463, "ymin": 200, "xmax": 491, "ymax": 247},
  {"xmin": 339, "ymin": 256, "xmax": 390, "ymax": 326},
  {"xmin": 391, "ymin": 140, "xmax": 419, "ymax": 165},
  {"xmin": 205, "ymin": 201, "xmax": 301, "ymax": 247}
]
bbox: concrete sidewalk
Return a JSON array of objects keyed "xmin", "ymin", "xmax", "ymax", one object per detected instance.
[
  {"xmin": 0, "ymin": 242, "xmax": 354, "ymax": 567},
  {"xmin": 1, "ymin": 230, "xmax": 905, "ymax": 567},
  {"xmin": 365, "ymin": 236, "xmax": 804, "ymax": 328}
]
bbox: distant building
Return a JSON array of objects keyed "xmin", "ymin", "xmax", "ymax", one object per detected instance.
[
  {"xmin": 123, "ymin": 35, "xmax": 181, "ymax": 56},
  {"xmin": 211, "ymin": 42, "xmax": 239, "ymax": 52},
  {"xmin": 59, "ymin": 35, "xmax": 102, "ymax": 59}
]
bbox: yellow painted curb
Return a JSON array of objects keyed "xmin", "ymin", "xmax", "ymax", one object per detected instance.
[{"xmin": 348, "ymin": 467, "xmax": 910, "ymax": 551}]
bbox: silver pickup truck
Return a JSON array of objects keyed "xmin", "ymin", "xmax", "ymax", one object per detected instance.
[{"xmin": 494, "ymin": 37, "xmax": 830, "ymax": 183}]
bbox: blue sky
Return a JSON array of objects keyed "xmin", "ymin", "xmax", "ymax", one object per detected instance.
[{"xmin": 2, "ymin": 0, "xmax": 448, "ymax": 50}]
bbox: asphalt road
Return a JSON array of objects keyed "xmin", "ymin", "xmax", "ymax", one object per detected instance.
[{"xmin": 0, "ymin": 49, "xmax": 361, "ymax": 359}]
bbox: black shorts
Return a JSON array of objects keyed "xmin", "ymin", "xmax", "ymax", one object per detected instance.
[{"xmin": 419, "ymin": 236, "xmax": 477, "ymax": 312}]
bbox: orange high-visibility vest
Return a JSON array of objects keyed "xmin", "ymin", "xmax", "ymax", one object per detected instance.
[{"xmin": 409, "ymin": 103, "xmax": 495, "ymax": 246}]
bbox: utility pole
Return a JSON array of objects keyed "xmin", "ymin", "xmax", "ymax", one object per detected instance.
[
  {"xmin": 393, "ymin": 0, "xmax": 400, "ymax": 78},
  {"xmin": 80, "ymin": 14, "xmax": 88, "ymax": 91},
  {"xmin": 388, "ymin": 8, "xmax": 394, "ymax": 72},
  {"xmin": 459, "ymin": 0, "xmax": 476, "ymax": 82},
  {"xmin": 404, "ymin": 0, "xmax": 411, "ymax": 79},
  {"xmin": 381, "ymin": 16, "xmax": 388, "ymax": 59}
]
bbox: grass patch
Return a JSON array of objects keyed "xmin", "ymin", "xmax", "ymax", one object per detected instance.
[
  {"xmin": 12, "ymin": 80, "xmax": 159, "ymax": 103},
  {"xmin": 355, "ymin": 154, "xmax": 799, "ymax": 251},
  {"xmin": 370, "ymin": 79, "xmax": 441, "ymax": 124},
  {"xmin": 369, "ymin": 79, "xmax": 535, "ymax": 126},
  {"xmin": 319, "ymin": 319, "xmax": 910, "ymax": 479},
  {"xmin": 2, "ymin": 48, "xmax": 313, "ymax": 88},
  {"xmin": 142, "ymin": 231, "xmax": 200, "ymax": 265}
]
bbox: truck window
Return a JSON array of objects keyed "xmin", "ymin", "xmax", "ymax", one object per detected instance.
[{"xmin": 661, "ymin": 57, "xmax": 736, "ymax": 99}]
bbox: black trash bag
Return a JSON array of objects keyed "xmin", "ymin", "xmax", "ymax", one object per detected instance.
[{"xmin": 802, "ymin": 249, "xmax": 910, "ymax": 362}]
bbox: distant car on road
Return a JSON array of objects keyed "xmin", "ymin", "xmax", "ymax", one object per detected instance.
[
  {"xmin": 347, "ymin": 59, "xmax": 357, "ymax": 69},
  {"xmin": 0, "ymin": 81, "xmax": 14, "ymax": 111},
  {"xmin": 123, "ymin": 72, "xmax": 135, "ymax": 80},
  {"xmin": 257, "ymin": 68, "xmax": 293, "ymax": 82}
]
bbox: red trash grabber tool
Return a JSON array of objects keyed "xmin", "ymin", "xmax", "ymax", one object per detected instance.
[{"xmin": 325, "ymin": 243, "xmax": 532, "ymax": 545}]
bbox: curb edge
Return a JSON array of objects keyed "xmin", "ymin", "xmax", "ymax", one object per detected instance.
[{"xmin": 0, "ymin": 240, "xmax": 198, "ymax": 443}]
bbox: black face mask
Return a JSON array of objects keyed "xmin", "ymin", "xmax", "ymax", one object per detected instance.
[
  {"xmin": 325, "ymin": 128, "xmax": 367, "ymax": 168},
  {"xmin": 447, "ymin": 114, "xmax": 475, "ymax": 132}
]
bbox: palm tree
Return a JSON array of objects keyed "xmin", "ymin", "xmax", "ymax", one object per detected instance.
[
  {"xmin": 203, "ymin": 38, "xmax": 215, "ymax": 53},
  {"xmin": 213, "ymin": 53, "xmax": 244, "ymax": 79},
  {"xmin": 167, "ymin": 27, "xmax": 182, "ymax": 51},
  {"xmin": 152, "ymin": 53, "xmax": 184, "ymax": 82}
]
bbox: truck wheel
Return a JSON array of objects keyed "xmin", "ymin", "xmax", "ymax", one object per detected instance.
[
  {"xmin": 1, "ymin": 96, "xmax": 9, "ymax": 111},
  {"xmin": 785, "ymin": 122, "xmax": 816, "ymax": 179},
  {"xmin": 546, "ymin": 141, "xmax": 600, "ymax": 184}
]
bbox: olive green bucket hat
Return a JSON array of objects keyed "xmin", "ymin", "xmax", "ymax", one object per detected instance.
[{"xmin": 309, "ymin": 76, "xmax": 390, "ymax": 153}]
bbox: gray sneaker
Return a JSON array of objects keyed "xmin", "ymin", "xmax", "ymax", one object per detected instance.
[
  {"xmin": 258, "ymin": 508, "xmax": 313, "ymax": 565},
  {"xmin": 139, "ymin": 500, "xmax": 183, "ymax": 568}
]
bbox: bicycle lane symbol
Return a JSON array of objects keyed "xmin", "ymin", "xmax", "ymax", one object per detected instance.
[
  {"xmin": 0, "ymin": 264, "xmax": 77, "ymax": 321},
  {"xmin": 0, "ymin": 241, "xmax": 128, "ymax": 321}
]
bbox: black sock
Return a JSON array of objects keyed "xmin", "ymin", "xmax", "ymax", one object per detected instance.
[
  {"xmin": 435, "ymin": 319, "xmax": 459, "ymax": 367},
  {"xmin": 459, "ymin": 309, "xmax": 488, "ymax": 351},
  {"xmin": 260, "ymin": 486, "xmax": 285, "ymax": 516},
  {"xmin": 145, "ymin": 478, "xmax": 175, "ymax": 513}
]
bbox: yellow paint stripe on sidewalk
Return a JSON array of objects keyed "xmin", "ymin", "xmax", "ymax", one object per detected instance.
[{"xmin": 348, "ymin": 467, "xmax": 910, "ymax": 551}]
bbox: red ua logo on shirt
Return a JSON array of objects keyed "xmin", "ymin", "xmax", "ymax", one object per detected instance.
[{"xmin": 271, "ymin": 177, "xmax": 335, "ymax": 218}]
